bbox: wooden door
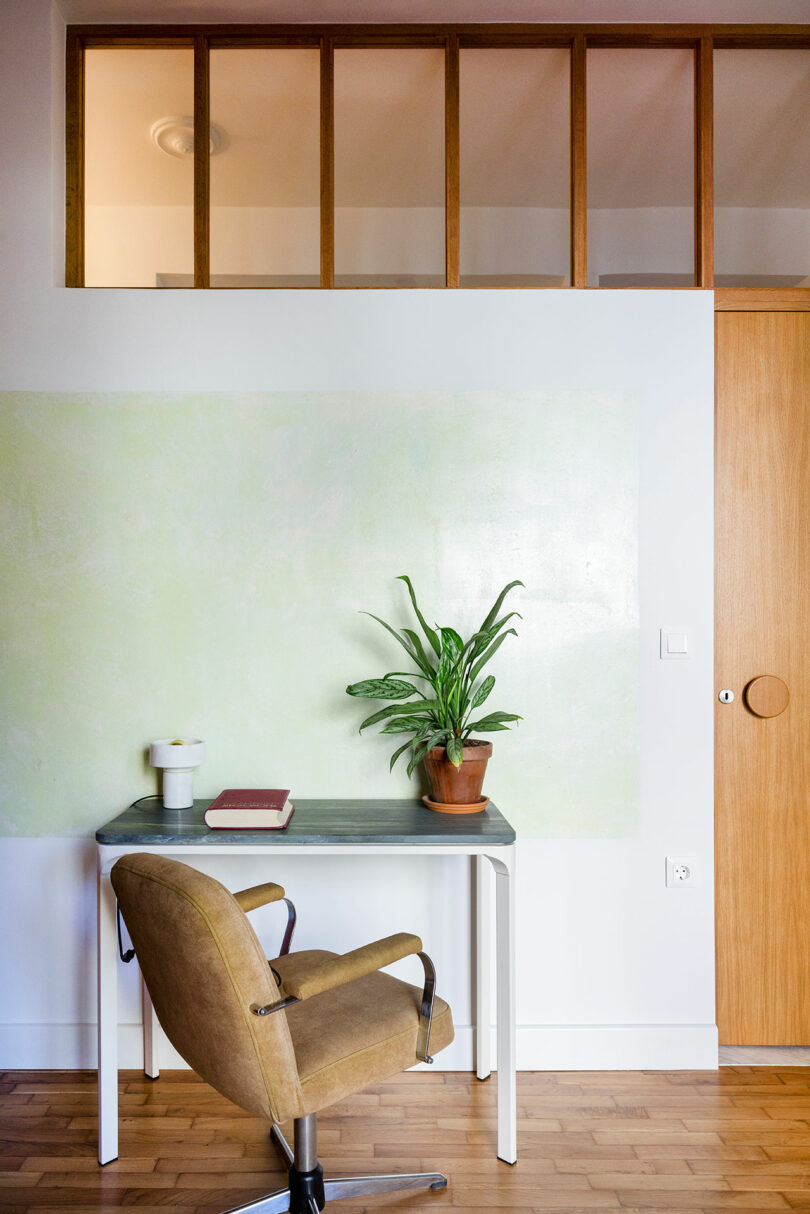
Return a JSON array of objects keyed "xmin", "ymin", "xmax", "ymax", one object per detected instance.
[{"xmin": 715, "ymin": 311, "xmax": 810, "ymax": 1044}]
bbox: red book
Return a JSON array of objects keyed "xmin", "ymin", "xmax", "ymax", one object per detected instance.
[{"xmin": 204, "ymin": 789, "xmax": 295, "ymax": 830}]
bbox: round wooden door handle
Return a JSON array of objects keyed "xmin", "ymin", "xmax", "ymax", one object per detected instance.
[{"xmin": 744, "ymin": 675, "xmax": 790, "ymax": 718}]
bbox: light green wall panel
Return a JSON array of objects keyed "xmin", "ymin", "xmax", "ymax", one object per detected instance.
[{"xmin": 0, "ymin": 391, "xmax": 637, "ymax": 838}]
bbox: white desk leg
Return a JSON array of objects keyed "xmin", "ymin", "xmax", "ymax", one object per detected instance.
[
  {"xmin": 492, "ymin": 848, "xmax": 517, "ymax": 1165},
  {"xmin": 141, "ymin": 975, "xmax": 160, "ymax": 1079},
  {"xmin": 474, "ymin": 854, "xmax": 491, "ymax": 1081},
  {"xmin": 97, "ymin": 861, "xmax": 119, "ymax": 1165}
]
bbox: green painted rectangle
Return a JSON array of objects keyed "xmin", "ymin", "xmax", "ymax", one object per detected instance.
[{"xmin": 2, "ymin": 389, "xmax": 637, "ymax": 840}]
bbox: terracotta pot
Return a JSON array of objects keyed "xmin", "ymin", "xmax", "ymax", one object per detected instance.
[{"xmin": 423, "ymin": 739, "xmax": 492, "ymax": 807}]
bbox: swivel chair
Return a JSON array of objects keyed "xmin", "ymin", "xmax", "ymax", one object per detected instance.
[{"xmin": 112, "ymin": 852, "xmax": 454, "ymax": 1214}]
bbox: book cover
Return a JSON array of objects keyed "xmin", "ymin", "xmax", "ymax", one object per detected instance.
[{"xmin": 204, "ymin": 788, "xmax": 294, "ymax": 830}]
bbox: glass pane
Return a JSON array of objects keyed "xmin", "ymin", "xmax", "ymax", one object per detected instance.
[
  {"xmin": 334, "ymin": 48, "xmax": 445, "ymax": 287},
  {"xmin": 587, "ymin": 49, "xmax": 694, "ymax": 287},
  {"xmin": 460, "ymin": 48, "xmax": 569, "ymax": 287},
  {"xmin": 210, "ymin": 49, "xmax": 320, "ymax": 286},
  {"xmin": 715, "ymin": 50, "xmax": 810, "ymax": 288},
  {"xmin": 84, "ymin": 48, "xmax": 194, "ymax": 287}
]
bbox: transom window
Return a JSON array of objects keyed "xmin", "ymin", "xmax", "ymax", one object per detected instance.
[{"xmin": 66, "ymin": 25, "xmax": 810, "ymax": 300}]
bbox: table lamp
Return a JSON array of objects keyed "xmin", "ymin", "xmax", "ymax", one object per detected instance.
[{"xmin": 149, "ymin": 737, "xmax": 206, "ymax": 809}]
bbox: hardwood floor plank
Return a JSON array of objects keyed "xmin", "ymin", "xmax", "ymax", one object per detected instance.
[
  {"xmin": 589, "ymin": 1171, "xmax": 732, "ymax": 1190},
  {"xmin": 725, "ymin": 1176, "xmax": 810, "ymax": 1192},
  {"xmin": 0, "ymin": 1168, "xmax": 43, "ymax": 1186},
  {"xmin": 692, "ymin": 1162, "xmax": 810, "ymax": 1177},
  {"xmin": 635, "ymin": 1144, "xmax": 770, "ymax": 1160},
  {"xmin": 22, "ymin": 1154, "xmax": 158, "ymax": 1171},
  {"xmin": 449, "ymin": 1186, "xmax": 619, "ymax": 1208},
  {"xmin": 602, "ymin": 1192, "xmax": 790, "ymax": 1209},
  {"xmin": 596, "ymin": 1131, "xmax": 725, "ymax": 1145},
  {"xmin": 765, "ymin": 1145, "xmax": 810, "ymax": 1160},
  {"xmin": 153, "ymin": 1155, "xmax": 282, "ymax": 1173}
]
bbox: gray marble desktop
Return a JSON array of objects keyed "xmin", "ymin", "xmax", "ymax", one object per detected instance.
[{"xmin": 96, "ymin": 798, "xmax": 516, "ymax": 847}]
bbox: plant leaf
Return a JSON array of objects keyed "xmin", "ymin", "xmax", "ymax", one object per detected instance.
[
  {"xmin": 479, "ymin": 580, "xmax": 524, "ymax": 637},
  {"xmin": 359, "ymin": 699, "xmax": 440, "ymax": 732},
  {"xmin": 470, "ymin": 610, "xmax": 522, "ymax": 656},
  {"xmin": 418, "ymin": 728, "xmax": 451, "ymax": 759},
  {"xmin": 435, "ymin": 626, "xmax": 465, "ymax": 696},
  {"xmin": 383, "ymin": 670, "xmax": 433, "ymax": 683},
  {"xmin": 446, "ymin": 734, "xmax": 464, "ymax": 767},
  {"xmin": 470, "ymin": 674, "xmax": 495, "ymax": 710},
  {"xmin": 346, "ymin": 678, "xmax": 418, "ymax": 700},
  {"xmin": 468, "ymin": 628, "xmax": 518, "ymax": 685},
  {"xmin": 408, "ymin": 729, "xmax": 450, "ymax": 776},
  {"xmin": 468, "ymin": 613, "xmax": 522, "ymax": 667},
  {"xmin": 362, "ymin": 612, "xmax": 429, "ymax": 674},
  {"xmin": 440, "ymin": 627, "xmax": 464, "ymax": 661},
  {"xmin": 402, "ymin": 628, "xmax": 435, "ymax": 678},
  {"xmin": 465, "ymin": 721, "xmax": 510, "ymax": 732},
  {"xmin": 466, "ymin": 711, "xmax": 522, "ymax": 730},
  {"xmin": 397, "ymin": 575, "xmax": 441, "ymax": 657},
  {"xmin": 381, "ymin": 717, "xmax": 432, "ymax": 734},
  {"xmin": 389, "ymin": 740, "xmax": 414, "ymax": 772}
]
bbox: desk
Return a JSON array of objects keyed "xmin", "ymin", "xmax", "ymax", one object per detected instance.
[{"xmin": 96, "ymin": 798, "xmax": 516, "ymax": 1166}]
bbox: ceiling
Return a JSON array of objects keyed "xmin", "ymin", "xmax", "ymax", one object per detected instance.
[
  {"xmin": 58, "ymin": 0, "xmax": 810, "ymax": 24},
  {"xmin": 84, "ymin": 43, "xmax": 810, "ymax": 209}
]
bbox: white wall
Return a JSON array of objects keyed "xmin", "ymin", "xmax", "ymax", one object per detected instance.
[{"xmin": 0, "ymin": 0, "xmax": 716, "ymax": 1070}]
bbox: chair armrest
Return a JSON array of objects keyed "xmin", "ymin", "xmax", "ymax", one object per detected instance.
[
  {"xmin": 234, "ymin": 882, "xmax": 297, "ymax": 956},
  {"xmin": 233, "ymin": 881, "xmax": 286, "ymax": 912},
  {"xmin": 281, "ymin": 932, "xmax": 423, "ymax": 1001}
]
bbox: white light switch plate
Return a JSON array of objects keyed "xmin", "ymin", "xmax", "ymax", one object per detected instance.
[{"xmin": 660, "ymin": 627, "xmax": 689, "ymax": 659}]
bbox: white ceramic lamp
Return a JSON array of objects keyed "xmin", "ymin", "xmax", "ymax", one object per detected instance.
[{"xmin": 149, "ymin": 737, "xmax": 206, "ymax": 809}]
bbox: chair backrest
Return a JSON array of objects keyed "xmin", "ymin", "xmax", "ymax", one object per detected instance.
[{"xmin": 112, "ymin": 852, "xmax": 304, "ymax": 1124}]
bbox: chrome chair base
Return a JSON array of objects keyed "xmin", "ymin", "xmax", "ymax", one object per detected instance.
[{"xmin": 222, "ymin": 1119, "xmax": 447, "ymax": 1214}]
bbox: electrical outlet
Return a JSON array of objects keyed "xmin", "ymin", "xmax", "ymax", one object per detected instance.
[{"xmin": 666, "ymin": 856, "xmax": 697, "ymax": 887}]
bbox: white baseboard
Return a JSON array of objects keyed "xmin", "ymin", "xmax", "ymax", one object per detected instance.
[
  {"xmin": 516, "ymin": 1023, "xmax": 718, "ymax": 1070},
  {"xmin": 0, "ymin": 1021, "xmax": 718, "ymax": 1071}
]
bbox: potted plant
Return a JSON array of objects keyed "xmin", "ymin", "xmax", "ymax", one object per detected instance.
[{"xmin": 346, "ymin": 576, "xmax": 523, "ymax": 813}]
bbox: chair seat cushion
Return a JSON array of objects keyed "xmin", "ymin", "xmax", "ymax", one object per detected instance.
[{"xmin": 271, "ymin": 949, "xmax": 454, "ymax": 1115}]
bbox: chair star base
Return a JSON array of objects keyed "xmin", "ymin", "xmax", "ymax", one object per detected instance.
[{"xmin": 222, "ymin": 1117, "xmax": 447, "ymax": 1214}]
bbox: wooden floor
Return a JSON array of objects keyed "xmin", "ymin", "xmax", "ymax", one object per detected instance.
[{"xmin": 3, "ymin": 1068, "xmax": 810, "ymax": 1213}]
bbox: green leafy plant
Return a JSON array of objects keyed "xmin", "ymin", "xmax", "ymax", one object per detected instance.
[{"xmin": 346, "ymin": 576, "xmax": 523, "ymax": 775}]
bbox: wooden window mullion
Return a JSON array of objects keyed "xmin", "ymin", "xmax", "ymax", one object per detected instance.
[
  {"xmin": 445, "ymin": 35, "xmax": 460, "ymax": 288},
  {"xmin": 570, "ymin": 33, "xmax": 587, "ymax": 287},
  {"xmin": 65, "ymin": 30, "xmax": 85, "ymax": 287},
  {"xmin": 320, "ymin": 37, "xmax": 335, "ymax": 288},
  {"xmin": 695, "ymin": 35, "xmax": 714, "ymax": 288},
  {"xmin": 193, "ymin": 34, "xmax": 210, "ymax": 288}
]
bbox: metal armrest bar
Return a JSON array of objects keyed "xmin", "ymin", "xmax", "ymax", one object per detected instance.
[
  {"xmin": 251, "ymin": 995, "xmax": 301, "ymax": 1017},
  {"xmin": 416, "ymin": 951, "xmax": 436, "ymax": 1064},
  {"xmin": 117, "ymin": 904, "xmax": 135, "ymax": 964},
  {"xmin": 279, "ymin": 897, "xmax": 296, "ymax": 956}
]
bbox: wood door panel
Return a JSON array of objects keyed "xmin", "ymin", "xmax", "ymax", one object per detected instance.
[{"xmin": 715, "ymin": 311, "xmax": 810, "ymax": 1044}]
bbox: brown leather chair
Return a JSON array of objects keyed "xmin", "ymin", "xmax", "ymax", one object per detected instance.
[{"xmin": 112, "ymin": 853, "xmax": 455, "ymax": 1214}]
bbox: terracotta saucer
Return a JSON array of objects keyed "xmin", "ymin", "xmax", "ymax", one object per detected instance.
[{"xmin": 422, "ymin": 794, "xmax": 489, "ymax": 815}]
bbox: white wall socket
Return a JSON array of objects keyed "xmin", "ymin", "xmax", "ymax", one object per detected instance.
[{"xmin": 666, "ymin": 856, "xmax": 697, "ymax": 887}]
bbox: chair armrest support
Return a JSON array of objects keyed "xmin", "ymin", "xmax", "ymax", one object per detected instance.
[
  {"xmin": 416, "ymin": 951, "xmax": 436, "ymax": 1064},
  {"xmin": 281, "ymin": 932, "xmax": 423, "ymax": 1001},
  {"xmin": 250, "ymin": 994, "xmax": 301, "ymax": 1018},
  {"xmin": 233, "ymin": 883, "xmax": 297, "ymax": 956}
]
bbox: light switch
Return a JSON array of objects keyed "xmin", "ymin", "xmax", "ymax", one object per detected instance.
[{"xmin": 660, "ymin": 628, "xmax": 689, "ymax": 659}]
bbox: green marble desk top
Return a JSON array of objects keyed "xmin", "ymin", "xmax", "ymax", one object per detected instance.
[{"xmin": 96, "ymin": 798, "xmax": 516, "ymax": 847}]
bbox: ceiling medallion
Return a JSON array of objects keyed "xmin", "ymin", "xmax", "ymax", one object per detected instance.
[{"xmin": 150, "ymin": 116, "xmax": 227, "ymax": 158}]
